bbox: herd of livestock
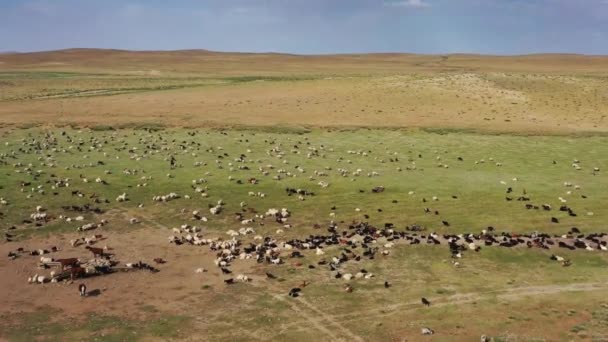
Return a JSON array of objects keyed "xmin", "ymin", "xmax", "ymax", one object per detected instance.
[{"xmin": 0, "ymin": 128, "xmax": 606, "ymax": 297}]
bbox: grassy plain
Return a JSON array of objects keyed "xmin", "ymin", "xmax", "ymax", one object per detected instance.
[
  {"xmin": 1, "ymin": 49, "xmax": 608, "ymax": 341},
  {"xmin": 0, "ymin": 127, "xmax": 607, "ymax": 341},
  {"xmin": 1, "ymin": 49, "xmax": 608, "ymax": 133}
]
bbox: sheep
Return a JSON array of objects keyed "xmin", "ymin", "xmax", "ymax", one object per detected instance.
[
  {"xmin": 30, "ymin": 212, "xmax": 47, "ymax": 221},
  {"xmin": 84, "ymin": 236, "xmax": 97, "ymax": 245},
  {"xmin": 29, "ymin": 275, "xmax": 47, "ymax": 284},
  {"xmin": 421, "ymin": 327, "xmax": 435, "ymax": 335},
  {"xmin": 152, "ymin": 192, "xmax": 180, "ymax": 202},
  {"xmin": 239, "ymin": 227, "xmax": 255, "ymax": 235},
  {"xmin": 40, "ymin": 256, "xmax": 54, "ymax": 264},
  {"xmin": 236, "ymin": 274, "xmax": 251, "ymax": 282},
  {"xmin": 116, "ymin": 193, "xmax": 128, "ymax": 202},
  {"xmin": 195, "ymin": 268, "xmax": 207, "ymax": 273},
  {"xmin": 342, "ymin": 273, "xmax": 353, "ymax": 281},
  {"xmin": 209, "ymin": 205, "xmax": 222, "ymax": 215},
  {"xmin": 78, "ymin": 223, "xmax": 98, "ymax": 232}
]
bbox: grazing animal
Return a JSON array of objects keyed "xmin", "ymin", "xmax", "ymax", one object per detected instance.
[
  {"xmin": 70, "ymin": 266, "xmax": 86, "ymax": 280},
  {"xmin": 421, "ymin": 327, "xmax": 435, "ymax": 335},
  {"xmin": 85, "ymin": 246, "xmax": 104, "ymax": 257},
  {"xmin": 79, "ymin": 283, "xmax": 87, "ymax": 297},
  {"xmin": 421, "ymin": 297, "xmax": 431, "ymax": 306},
  {"xmin": 56, "ymin": 258, "xmax": 80, "ymax": 269}
]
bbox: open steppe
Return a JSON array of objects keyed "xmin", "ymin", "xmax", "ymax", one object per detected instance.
[{"xmin": 1, "ymin": 50, "xmax": 608, "ymax": 341}]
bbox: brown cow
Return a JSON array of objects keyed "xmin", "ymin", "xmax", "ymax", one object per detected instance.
[
  {"xmin": 85, "ymin": 246, "xmax": 104, "ymax": 257},
  {"xmin": 55, "ymin": 258, "xmax": 80, "ymax": 269},
  {"xmin": 70, "ymin": 266, "xmax": 87, "ymax": 280}
]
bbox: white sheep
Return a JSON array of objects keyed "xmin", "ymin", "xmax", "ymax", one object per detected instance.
[
  {"xmin": 40, "ymin": 257, "xmax": 53, "ymax": 264},
  {"xmin": 78, "ymin": 223, "xmax": 97, "ymax": 231},
  {"xmin": 209, "ymin": 205, "xmax": 222, "ymax": 215},
  {"xmin": 421, "ymin": 327, "xmax": 434, "ymax": 335},
  {"xmin": 236, "ymin": 274, "xmax": 251, "ymax": 282},
  {"xmin": 30, "ymin": 212, "xmax": 47, "ymax": 221}
]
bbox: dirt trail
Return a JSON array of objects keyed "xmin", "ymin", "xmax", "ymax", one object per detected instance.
[
  {"xmin": 295, "ymin": 295, "xmax": 365, "ymax": 342},
  {"xmin": 123, "ymin": 211, "xmax": 362, "ymax": 341},
  {"xmin": 257, "ymin": 277, "xmax": 364, "ymax": 342},
  {"xmin": 278, "ymin": 282, "xmax": 607, "ymax": 332},
  {"xmin": 113, "ymin": 212, "xmax": 606, "ymax": 339},
  {"xmin": 271, "ymin": 293, "xmax": 343, "ymax": 341}
]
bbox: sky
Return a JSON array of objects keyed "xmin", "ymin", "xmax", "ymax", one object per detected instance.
[{"xmin": 0, "ymin": 0, "xmax": 607, "ymax": 55}]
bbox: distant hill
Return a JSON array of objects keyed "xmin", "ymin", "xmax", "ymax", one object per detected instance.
[{"xmin": 1, "ymin": 48, "xmax": 608, "ymax": 75}]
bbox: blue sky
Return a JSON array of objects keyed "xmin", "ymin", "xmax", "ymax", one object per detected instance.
[{"xmin": 0, "ymin": 0, "xmax": 607, "ymax": 54}]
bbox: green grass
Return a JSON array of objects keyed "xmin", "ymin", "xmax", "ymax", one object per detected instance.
[
  {"xmin": 0, "ymin": 71, "xmax": 103, "ymax": 79},
  {"xmin": 0, "ymin": 72, "xmax": 322, "ymax": 101},
  {"xmin": 0, "ymin": 308, "xmax": 192, "ymax": 341},
  {"xmin": 224, "ymin": 75, "xmax": 320, "ymax": 83},
  {"xmin": 1, "ymin": 127, "xmax": 607, "ymax": 237},
  {"xmin": 1, "ymin": 127, "xmax": 608, "ymax": 340}
]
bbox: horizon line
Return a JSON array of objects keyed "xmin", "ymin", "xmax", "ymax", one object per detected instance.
[{"xmin": 2, "ymin": 47, "xmax": 608, "ymax": 58}]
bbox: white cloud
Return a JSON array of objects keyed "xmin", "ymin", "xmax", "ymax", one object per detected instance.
[{"xmin": 384, "ymin": 0, "xmax": 431, "ymax": 8}]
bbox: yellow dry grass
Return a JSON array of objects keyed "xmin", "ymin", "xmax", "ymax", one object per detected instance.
[{"xmin": 1, "ymin": 49, "xmax": 608, "ymax": 133}]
